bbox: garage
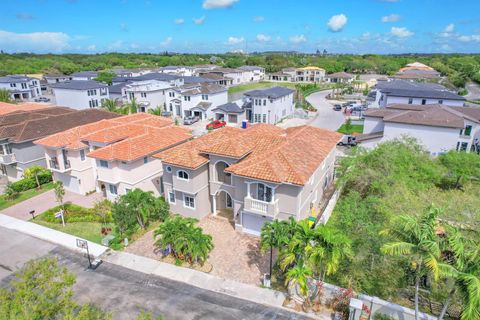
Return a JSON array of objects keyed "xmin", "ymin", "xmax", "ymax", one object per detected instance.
[
  {"xmin": 54, "ymin": 173, "xmax": 80, "ymax": 194},
  {"xmin": 242, "ymin": 212, "xmax": 272, "ymax": 236}
]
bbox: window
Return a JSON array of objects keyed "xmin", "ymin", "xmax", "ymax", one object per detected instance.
[
  {"xmin": 143, "ymin": 156, "xmax": 149, "ymax": 164},
  {"xmin": 460, "ymin": 142, "xmax": 468, "ymax": 151},
  {"xmin": 263, "ymin": 99, "xmax": 266, "ymax": 106},
  {"xmin": 262, "ymin": 114, "xmax": 267, "ymax": 123},
  {"xmin": 438, "ymin": 99, "xmax": 443, "ymax": 104},
  {"xmin": 256, "ymin": 183, "xmax": 272, "ymax": 202},
  {"xmin": 184, "ymin": 194, "xmax": 195, "ymax": 208},
  {"xmin": 177, "ymin": 170, "xmax": 189, "ymax": 180},
  {"xmin": 464, "ymin": 125, "xmax": 472, "ymax": 136},
  {"xmin": 99, "ymin": 160, "xmax": 108, "ymax": 168},
  {"xmin": 166, "ymin": 166, "xmax": 172, "ymax": 173},
  {"xmin": 421, "ymin": 99, "xmax": 427, "ymax": 105},
  {"xmin": 168, "ymin": 191, "xmax": 176, "ymax": 204},
  {"xmin": 109, "ymin": 184, "xmax": 118, "ymax": 195},
  {"xmin": 202, "ymin": 94, "xmax": 209, "ymax": 100},
  {"xmin": 169, "ymin": 92, "xmax": 175, "ymax": 97},
  {"xmin": 80, "ymin": 149, "xmax": 85, "ymax": 161},
  {"xmin": 141, "ymin": 92, "xmax": 147, "ymax": 98},
  {"xmin": 184, "ymin": 96, "xmax": 190, "ymax": 101},
  {"xmin": 408, "ymin": 98, "xmax": 413, "ymax": 104}
]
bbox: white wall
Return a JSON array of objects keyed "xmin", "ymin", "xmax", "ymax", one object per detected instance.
[
  {"xmin": 384, "ymin": 95, "xmax": 464, "ymax": 108},
  {"xmin": 251, "ymin": 93, "xmax": 295, "ymax": 124},
  {"xmin": 363, "ymin": 117, "xmax": 385, "ymax": 134},
  {"xmin": 53, "ymin": 88, "xmax": 109, "ymax": 109}
]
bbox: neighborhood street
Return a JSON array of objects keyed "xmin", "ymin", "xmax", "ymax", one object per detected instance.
[
  {"xmin": 307, "ymin": 90, "xmax": 346, "ymax": 131},
  {"xmin": 0, "ymin": 226, "xmax": 311, "ymax": 320}
]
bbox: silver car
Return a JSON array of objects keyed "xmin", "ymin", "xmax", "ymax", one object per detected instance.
[
  {"xmin": 183, "ymin": 116, "xmax": 200, "ymax": 125},
  {"xmin": 34, "ymin": 96, "xmax": 51, "ymax": 102}
]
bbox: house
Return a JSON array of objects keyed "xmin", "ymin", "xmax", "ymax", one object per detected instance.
[
  {"xmin": 0, "ymin": 75, "xmax": 42, "ymax": 101},
  {"xmin": 71, "ymin": 71, "xmax": 98, "ymax": 81},
  {"xmin": 44, "ymin": 74, "xmax": 73, "ymax": 85},
  {"xmin": 111, "ymin": 73, "xmax": 184, "ymax": 87},
  {"xmin": 165, "ymin": 82, "xmax": 228, "ymax": 119},
  {"xmin": 242, "ymin": 86, "xmax": 296, "ymax": 124},
  {"xmin": 238, "ymin": 66, "xmax": 266, "ymax": 82},
  {"xmin": 266, "ymin": 66, "xmax": 325, "ymax": 83},
  {"xmin": 265, "ymin": 71, "xmax": 294, "ymax": 82},
  {"xmin": 358, "ymin": 104, "xmax": 480, "ymax": 154},
  {"xmin": 0, "ymin": 108, "xmax": 117, "ymax": 182},
  {"xmin": 197, "ymin": 73, "xmax": 234, "ymax": 86},
  {"xmin": 198, "ymin": 68, "xmax": 245, "ymax": 85},
  {"xmin": 394, "ymin": 62, "xmax": 441, "ymax": 80},
  {"xmin": 112, "ymin": 68, "xmax": 153, "ymax": 78},
  {"xmin": 367, "ymin": 79, "xmax": 465, "ymax": 108},
  {"xmin": 326, "ymin": 72, "xmax": 355, "ymax": 84},
  {"xmin": 108, "ymin": 82, "xmax": 129, "ymax": 102},
  {"xmin": 123, "ymin": 80, "xmax": 171, "ymax": 112},
  {"xmin": 158, "ymin": 66, "xmax": 195, "ymax": 77},
  {"xmin": 211, "ymin": 102, "xmax": 246, "ymax": 125},
  {"xmin": 154, "ymin": 124, "xmax": 341, "ymax": 235},
  {"xmin": 50, "ymin": 80, "xmax": 109, "ymax": 109},
  {"xmin": 35, "ymin": 113, "xmax": 192, "ymax": 198}
]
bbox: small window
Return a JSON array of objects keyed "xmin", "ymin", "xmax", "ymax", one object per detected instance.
[
  {"xmin": 177, "ymin": 170, "xmax": 189, "ymax": 180},
  {"xmin": 109, "ymin": 184, "xmax": 118, "ymax": 195},
  {"xmin": 166, "ymin": 166, "xmax": 172, "ymax": 173},
  {"xmin": 184, "ymin": 194, "xmax": 195, "ymax": 208},
  {"xmin": 169, "ymin": 191, "xmax": 176, "ymax": 204},
  {"xmin": 80, "ymin": 149, "xmax": 85, "ymax": 161},
  {"xmin": 408, "ymin": 98, "xmax": 413, "ymax": 104},
  {"xmin": 99, "ymin": 160, "xmax": 108, "ymax": 168},
  {"xmin": 464, "ymin": 125, "xmax": 472, "ymax": 137},
  {"xmin": 263, "ymin": 99, "xmax": 266, "ymax": 106},
  {"xmin": 262, "ymin": 114, "xmax": 267, "ymax": 123},
  {"xmin": 438, "ymin": 99, "xmax": 443, "ymax": 104},
  {"xmin": 421, "ymin": 99, "xmax": 427, "ymax": 105},
  {"xmin": 143, "ymin": 156, "xmax": 149, "ymax": 164}
]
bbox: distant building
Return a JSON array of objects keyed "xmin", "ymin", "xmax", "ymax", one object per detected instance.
[
  {"xmin": 71, "ymin": 71, "xmax": 98, "ymax": 81},
  {"xmin": 266, "ymin": 66, "xmax": 325, "ymax": 83},
  {"xmin": 0, "ymin": 75, "xmax": 42, "ymax": 101},
  {"xmin": 326, "ymin": 72, "xmax": 355, "ymax": 84},
  {"xmin": 238, "ymin": 66, "xmax": 266, "ymax": 82},
  {"xmin": 211, "ymin": 102, "xmax": 247, "ymax": 125},
  {"xmin": 123, "ymin": 80, "xmax": 171, "ymax": 112},
  {"xmin": 51, "ymin": 80, "xmax": 109, "ymax": 109},
  {"xmin": 44, "ymin": 74, "xmax": 73, "ymax": 85},
  {"xmin": 243, "ymin": 86, "xmax": 296, "ymax": 124},
  {"xmin": 394, "ymin": 62, "xmax": 441, "ymax": 80}
]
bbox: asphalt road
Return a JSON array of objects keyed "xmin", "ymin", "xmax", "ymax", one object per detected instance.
[
  {"xmin": 0, "ymin": 227, "xmax": 311, "ymax": 320},
  {"xmin": 306, "ymin": 90, "xmax": 346, "ymax": 131}
]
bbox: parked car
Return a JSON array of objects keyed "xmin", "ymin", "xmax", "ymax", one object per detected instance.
[
  {"xmin": 34, "ymin": 96, "xmax": 50, "ymax": 102},
  {"xmin": 161, "ymin": 111, "xmax": 172, "ymax": 117},
  {"xmin": 183, "ymin": 116, "xmax": 200, "ymax": 125},
  {"xmin": 333, "ymin": 104, "xmax": 342, "ymax": 111},
  {"xmin": 337, "ymin": 135, "xmax": 357, "ymax": 146},
  {"xmin": 206, "ymin": 119, "xmax": 226, "ymax": 130}
]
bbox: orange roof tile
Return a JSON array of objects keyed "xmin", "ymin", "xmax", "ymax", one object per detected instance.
[{"xmin": 0, "ymin": 102, "xmax": 52, "ymax": 116}]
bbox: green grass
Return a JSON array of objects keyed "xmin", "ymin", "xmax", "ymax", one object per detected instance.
[
  {"xmin": 33, "ymin": 220, "xmax": 113, "ymax": 244},
  {"xmin": 337, "ymin": 124, "xmax": 364, "ymax": 135},
  {"xmin": 228, "ymin": 81, "xmax": 297, "ymax": 95},
  {"xmin": 0, "ymin": 182, "xmax": 54, "ymax": 210}
]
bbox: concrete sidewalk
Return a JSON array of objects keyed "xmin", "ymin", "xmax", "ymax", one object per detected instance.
[
  {"xmin": 0, "ymin": 214, "xmax": 107, "ymax": 257},
  {"xmin": 1, "ymin": 189, "xmax": 104, "ymax": 220}
]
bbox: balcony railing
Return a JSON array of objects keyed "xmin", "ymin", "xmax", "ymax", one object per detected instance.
[
  {"xmin": 244, "ymin": 197, "xmax": 279, "ymax": 218},
  {"xmin": 49, "ymin": 159, "xmax": 60, "ymax": 170},
  {"xmin": 0, "ymin": 153, "xmax": 16, "ymax": 165}
]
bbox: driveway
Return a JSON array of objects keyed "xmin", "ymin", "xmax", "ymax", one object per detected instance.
[
  {"xmin": 466, "ymin": 81, "xmax": 480, "ymax": 101},
  {"xmin": 307, "ymin": 90, "xmax": 346, "ymax": 131},
  {"xmin": 0, "ymin": 226, "xmax": 310, "ymax": 320},
  {"xmin": 1, "ymin": 190, "xmax": 104, "ymax": 221}
]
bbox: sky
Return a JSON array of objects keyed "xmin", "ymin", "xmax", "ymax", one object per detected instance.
[{"xmin": 1, "ymin": 0, "xmax": 480, "ymax": 54}]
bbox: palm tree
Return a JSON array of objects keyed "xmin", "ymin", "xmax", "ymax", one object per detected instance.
[
  {"xmin": 380, "ymin": 207, "xmax": 449, "ymax": 320},
  {"xmin": 148, "ymin": 106, "xmax": 163, "ymax": 116},
  {"xmin": 0, "ymin": 89, "xmax": 12, "ymax": 103},
  {"xmin": 23, "ymin": 165, "xmax": 44, "ymax": 189},
  {"xmin": 280, "ymin": 220, "xmax": 313, "ymax": 272},
  {"xmin": 285, "ymin": 264, "xmax": 313, "ymax": 298},
  {"xmin": 260, "ymin": 220, "xmax": 291, "ymax": 277},
  {"xmin": 101, "ymin": 99, "xmax": 119, "ymax": 112},
  {"xmin": 124, "ymin": 97, "xmax": 138, "ymax": 114}
]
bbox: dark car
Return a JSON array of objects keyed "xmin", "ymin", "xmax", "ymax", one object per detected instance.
[
  {"xmin": 333, "ymin": 104, "xmax": 342, "ymax": 111},
  {"xmin": 183, "ymin": 116, "xmax": 200, "ymax": 125},
  {"xmin": 206, "ymin": 119, "xmax": 226, "ymax": 130}
]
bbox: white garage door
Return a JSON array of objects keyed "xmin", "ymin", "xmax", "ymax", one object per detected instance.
[
  {"xmin": 242, "ymin": 212, "xmax": 272, "ymax": 236},
  {"xmin": 54, "ymin": 173, "xmax": 80, "ymax": 194}
]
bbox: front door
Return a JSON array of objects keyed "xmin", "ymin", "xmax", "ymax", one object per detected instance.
[
  {"xmin": 226, "ymin": 193, "xmax": 232, "ymax": 208},
  {"xmin": 175, "ymin": 105, "xmax": 181, "ymax": 117}
]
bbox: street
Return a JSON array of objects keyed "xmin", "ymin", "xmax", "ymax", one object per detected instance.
[
  {"xmin": 0, "ymin": 227, "xmax": 311, "ymax": 320},
  {"xmin": 306, "ymin": 90, "xmax": 345, "ymax": 131}
]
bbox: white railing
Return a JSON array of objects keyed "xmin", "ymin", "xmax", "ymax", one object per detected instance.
[
  {"xmin": 244, "ymin": 197, "xmax": 279, "ymax": 217},
  {"xmin": 0, "ymin": 153, "xmax": 16, "ymax": 164},
  {"xmin": 250, "ymin": 198, "xmax": 268, "ymax": 213}
]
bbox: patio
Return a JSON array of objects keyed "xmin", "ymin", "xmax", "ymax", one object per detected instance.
[{"xmin": 124, "ymin": 214, "xmax": 271, "ymax": 286}]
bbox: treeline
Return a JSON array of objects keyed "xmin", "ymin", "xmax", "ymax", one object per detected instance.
[{"xmin": 1, "ymin": 52, "xmax": 479, "ymax": 87}]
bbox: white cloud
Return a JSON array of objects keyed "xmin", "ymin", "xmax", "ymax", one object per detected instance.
[
  {"xmin": 174, "ymin": 18, "xmax": 184, "ymax": 25},
  {"xmin": 86, "ymin": 44, "xmax": 96, "ymax": 51},
  {"xmin": 444, "ymin": 23, "xmax": 455, "ymax": 33},
  {"xmin": 0, "ymin": 30, "xmax": 70, "ymax": 53},
  {"xmin": 381, "ymin": 14, "xmax": 400, "ymax": 23},
  {"xmin": 227, "ymin": 36, "xmax": 244, "ymax": 45},
  {"xmin": 327, "ymin": 14, "xmax": 348, "ymax": 32},
  {"xmin": 202, "ymin": 0, "xmax": 238, "ymax": 9},
  {"xmin": 458, "ymin": 34, "xmax": 480, "ymax": 42},
  {"xmin": 391, "ymin": 27, "xmax": 414, "ymax": 38},
  {"xmin": 160, "ymin": 37, "xmax": 172, "ymax": 47},
  {"xmin": 289, "ymin": 34, "xmax": 306, "ymax": 44},
  {"xmin": 193, "ymin": 16, "xmax": 206, "ymax": 25},
  {"xmin": 253, "ymin": 16, "xmax": 264, "ymax": 22},
  {"xmin": 256, "ymin": 34, "xmax": 271, "ymax": 42}
]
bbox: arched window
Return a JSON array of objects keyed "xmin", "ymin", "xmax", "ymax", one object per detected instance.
[{"xmin": 177, "ymin": 170, "xmax": 189, "ymax": 180}]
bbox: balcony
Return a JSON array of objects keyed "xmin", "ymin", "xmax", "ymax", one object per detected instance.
[
  {"xmin": 244, "ymin": 197, "xmax": 279, "ymax": 218},
  {"xmin": 0, "ymin": 153, "xmax": 17, "ymax": 165},
  {"xmin": 49, "ymin": 159, "xmax": 71, "ymax": 172}
]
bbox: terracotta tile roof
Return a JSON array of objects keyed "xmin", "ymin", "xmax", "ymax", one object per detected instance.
[
  {"xmin": 82, "ymin": 124, "xmax": 149, "ymax": 143},
  {"xmin": 0, "ymin": 102, "xmax": 53, "ymax": 116},
  {"xmin": 155, "ymin": 124, "xmax": 341, "ymax": 185}
]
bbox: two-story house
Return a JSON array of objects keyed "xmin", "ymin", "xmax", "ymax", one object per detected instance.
[
  {"xmin": 158, "ymin": 66, "xmax": 195, "ymax": 77},
  {"xmin": 367, "ymin": 79, "xmax": 465, "ymax": 108},
  {"xmin": 0, "ymin": 108, "xmax": 117, "ymax": 182},
  {"xmin": 326, "ymin": 72, "xmax": 355, "ymax": 84},
  {"xmin": 35, "ymin": 113, "xmax": 191, "ymax": 198},
  {"xmin": 0, "ymin": 75, "xmax": 42, "ymax": 101},
  {"xmin": 238, "ymin": 66, "xmax": 266, "ymax": 82},
  {"xmin": 165, "ymin": 82, "xmax": 228, "ymax": 119},
  {"xmin": 51, "ymin": 80, "xmax": 110, "ymax": 109},
  {"xmin": 243, "ymin": 86, "xmax": 296, "ymax": 124},
  {"xmin": 359, "ymin": 104, "xmax": 480, "ymax": 154},
  {"xmin": 266, "ymin": 66, "xmax": 325, "ymax": 83},
  {"xmin": 71, "ymin": 71, "xmax": 98, "ymax": 81},
  {"xmin": 155, "ymin": 124, "xmax": 341, "ymax": 236},
  {"xmin": 123, "ymin": 80, "xmax": 172, "ymax": 112},
  {"xmin": 44, "ymin": 74, "xmax": 73, "ymax": 85}
]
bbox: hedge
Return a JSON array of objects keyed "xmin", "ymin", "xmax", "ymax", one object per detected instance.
[
  {"xmin": 38, "ymin": 204, "xmax": 112, "ymax": 223},
  {"xmin": 9, "ymin": 172, "xmax": 52, "ymax": 192}
]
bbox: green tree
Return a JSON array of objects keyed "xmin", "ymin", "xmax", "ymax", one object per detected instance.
[
  {"xmin": 284, "ymin": 264, "xmax": 313, "ymax": 298},
  {"xmin": 94, "ymin": 71, "xmax": 116, "ymax": 85},
  {"xmin": 344, "ymin": 118, "xmax": 353, "ymax": 135},
  {"xmin": 101, "ymin": 99, "xmax": 119, "ymax": 112},
  {"xmin": 0, "ymin": 88, "xmax": 12, "ymax": 103},
  {"xmin": 380, "ymin": 207, "xmax": 449, "ymax": 320},
  {"xmin": 23, "ymin": 165, "xmax": 45, "ymax": 189},
  {"xmin": 53, "ymin": 181, "xmax": 66, "ymax": 211},
  {"xmin": 260, "ymin": 219, "xmax": 291, "ymax": 277},
  {"xmin": 439, "ymin": 151, "xmax": 480, "ymax": 189},
  {"xmin": 124, "ymin": 97, "xmax": 138, "ymax": 114},
  {"xmin": 93, "ymin": 199, "xmax": 112, "ymax": 227},
  {"xmin": 148, "ymin": 106, "xmax": 163, "ymax": 116}
]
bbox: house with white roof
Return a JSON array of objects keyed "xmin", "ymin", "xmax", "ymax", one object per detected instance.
[
  {"xmin": 242, "ymin": 86, "xmax": 296, "ymax": 124},
  {"xmin": 367, "ymin": 79, "xmax": 465, "ymax": 108},
  {"xmin": 158, "ymin": 66, "xmax": 195, "ymax": 77},
  {"xmin": 51, "ymin": 80, "xmax": 109, "ymax": 109},
  {"xmin": 123, "ymin": 80, "xmax": 171, "ymax": 112},
  {"xmin": 358, "ymin": 104, "xmax": 480, "ymax": 154},
  {"xmin": 238, "ymin": 66, "xmax": 265, "ymax": 82},
  {"xmin": 0, "ymin": 75, "xmax": 42, "ymax": 101},
  {"xmin": 211, "ymin": 102, "xmax": 247, "ymax": 125},
  {"xmin": 71, "ymin": 71, "xmax": 98, "ymax": 81}
]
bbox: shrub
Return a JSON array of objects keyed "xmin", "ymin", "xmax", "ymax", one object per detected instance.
[
  {"xmin": 4, "ymin": 183, "xmax": 19, "ymax": 200},
  {"xmin": 38, "ymin": 204, "xmax": 112, "ymax": 223},
  {"xmin": 9, "ymin": 172, "xmax": 52, "ymax": 192}
]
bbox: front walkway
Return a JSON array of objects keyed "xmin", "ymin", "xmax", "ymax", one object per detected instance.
[{"xmin": 1, "ymin": 190, "xmax": 104, "ymax": 220}]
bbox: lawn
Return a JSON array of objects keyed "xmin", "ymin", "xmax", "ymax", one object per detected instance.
[
  {"xmin": 0, "ymin": 182, "xmax": 54, "ymax": 211},
  {"xmin": 228, "ymin": 81, "xmax": 297, "ymax": 95},
  {"xmin": 337, "ymin": 124, "xmax": 364, "ymax": 134},
  {"xmin": 34, "ymin": 220, "xmax": 113, "ymax": 244}
]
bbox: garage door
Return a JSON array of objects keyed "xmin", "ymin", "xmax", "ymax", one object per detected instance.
[
  {"xmin": 242, "ymin": 212, "xmax": 272, "ymax": 236},
  {"xmin": 54, "ymin": 173, "xmax": 80, "ymax": 194}
]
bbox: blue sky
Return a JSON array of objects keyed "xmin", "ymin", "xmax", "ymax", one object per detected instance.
[{"xmin": 1, "ymin": 0, "xmax": 480, "ymax": 54}]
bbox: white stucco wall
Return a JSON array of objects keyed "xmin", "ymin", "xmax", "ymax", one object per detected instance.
[{"xmin": 53, "ymin": 88, "xmax": 109, "ymax": 109}]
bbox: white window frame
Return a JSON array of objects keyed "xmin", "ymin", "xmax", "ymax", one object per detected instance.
[
  {"xmin": 168, "ymin": 191, "xmax": 176, "ymax": 204},
  {"xmin": 109, "ymin": 184, "xmax": 118, "ymax": 195},
  {"xmin": 183, "ymin": 194, "xmax": 195, "ymax": 209},
  {"xmin": 177, "ymin": 170, "xmax": 189, "ymax": 181},
  {"xmin": 99, "ymin": 160, "xmax": 108, "ymax": 168}
]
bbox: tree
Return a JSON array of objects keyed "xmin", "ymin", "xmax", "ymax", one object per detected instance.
[
  {"xmin": 23, "ymin": 165, "xmax": 45, "ymax": 189},
  {"xmin": 344, "ymin": 118, "xmax": 353, "ymax": 135},
  {"xmin": 148, "ymin": 106, "xmax": 163, "ymax": 116},
  {"xmin": 285, "ymin": 264, "xmax": 313, "ymax": 298},
  {"xmin": 101, "ymin": 99, "xmax": 119, "ymax": 112},
  {"xmin": 439, "ymin": 151, "xmax": 480, "ymax": 189},
  {"xmin": 53, "ymin": 181, "xmax": 65, "ymax": 211},
  {"xmin": 124, "ymin": 97, "xmax": 138, "ymax": 114},
  {"xmin": 380, "ymin": 207, "xmax": 450, "ymax": 320},
  {"xmin": 94, "ymin": 71, "xmax": 116, "ymax": 85},
  {"xmin": 93, "ymin": 199, "xmax": 112, "ymax": 227},
  {"xmin": 0, "ymin": 88, "xmax": 12, "ymax": 103},
  {"xmin": 260, "ymin": 219, "xmax": 291, "ymax": 278},
  {"xmin": 0, "ymin": 257, "xmax": 111, "ymax": 319}
]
